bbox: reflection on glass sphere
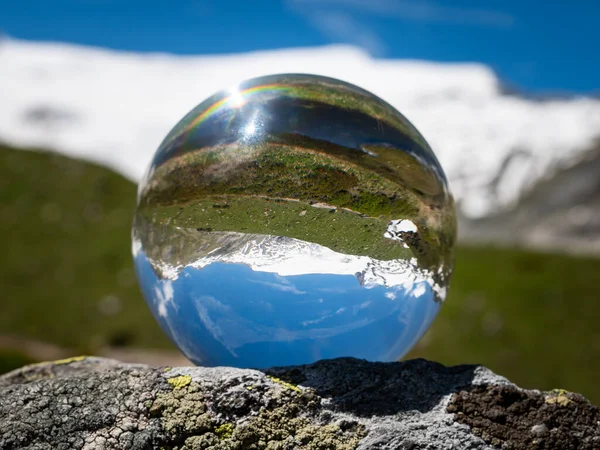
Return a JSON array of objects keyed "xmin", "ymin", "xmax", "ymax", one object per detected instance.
[{"xmin": 132, "ymin": 74, "xmax": 456, "ymax": 368}]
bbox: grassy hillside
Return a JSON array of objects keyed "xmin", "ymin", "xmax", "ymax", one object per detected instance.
[
  {"xmin": 407, "ymin": 245, "xmax": 600, "ymax": 399},
  {"xmin": 0, "ymin": 144, "xmax": 166, "ymax": 350},
  {"xmin": 1, "ymin": 144, "xmax": 599, "ymax": 405}
]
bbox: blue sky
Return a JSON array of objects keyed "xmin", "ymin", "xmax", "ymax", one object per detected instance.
[{"xmin": 1, "ymin": 0, "xmax": 598, "ymax": 94}]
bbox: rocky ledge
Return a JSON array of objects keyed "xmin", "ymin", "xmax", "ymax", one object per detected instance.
[{"xmin": 0, "ymin": 357, "xmax": 598, "ymax": 450}]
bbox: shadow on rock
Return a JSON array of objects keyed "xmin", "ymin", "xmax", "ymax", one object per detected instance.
[{"xmin": 264, "ymin": 357, "xmax": 479, "ymax": 417}]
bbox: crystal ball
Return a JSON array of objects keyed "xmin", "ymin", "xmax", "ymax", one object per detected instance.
[{"xmin": 132, "ymin": 74, "xmax": 456, "ymax": 368}]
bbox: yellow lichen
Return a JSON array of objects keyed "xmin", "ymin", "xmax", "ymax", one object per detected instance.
[
  {"xmin": 267, "ymin": 375, "xmax": 302, "ymax": 393},
  {"xmin": 245, "ymin": 385, "xmax": 253, "ymax": 391},
  {"xmin": 546, "ymin": 389, "xmax": 571, "ymax": 406},
  {"xmin": 167, "ymin": 375, "xmax": 192, "ymax": 390},
  {"xmin": 214, "ymin": 423, "xmax": 234, "ymax": 440},
  {"xmin": 52, "ymin": 356, "xmax": 87, "ymax": 365}
]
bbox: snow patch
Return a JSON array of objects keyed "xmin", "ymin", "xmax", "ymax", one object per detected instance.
[
  {"xmin": 184, "ymin": 233, "xmax": 446, "ymax": 300},
  {"xmin": 2, "ymin": 38, "xmax": 600, "ymax": 217}
]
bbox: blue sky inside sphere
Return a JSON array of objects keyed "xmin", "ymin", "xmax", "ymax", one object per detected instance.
[
  {"xmin": 133, "ymin": 249, "xmax": 440, "ymax": 368},
  {"xmin": 0, "ymin": 0, "xmax": 598, "ymax": 94}
]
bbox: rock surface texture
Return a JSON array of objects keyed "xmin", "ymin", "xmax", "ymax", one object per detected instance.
[{"xmin": 0, "ymin": 357, "xmax": 598, "ymax": 450}]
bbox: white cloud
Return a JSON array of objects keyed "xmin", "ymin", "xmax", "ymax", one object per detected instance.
[
  {"xmin": 287, "ymin": 0, "xmax": 514, "ymax": 57},
  {"xmin": 301, "ymin": 314, "xmax": 332, "ymax": 326},
  {"xmin": 304, "ymin": 10, "xmax": 387, "ymax": 57},
  {"xmin": 248, "ymin": 279, "xmax": 307, "ymax": 295},
  {"xmin": 411, "ymin": 282, "xmax": 427, "ymax": 298},
  {"xmin": 131, "ymin": 236, "xmax": 142, "ymax": 257},
  {"xmin": 194, "ymin": 295, "xmax": 238, "ymax": 356},
  {"xmin": 353, "ymin": 300, "xmax": 372, "ymax": 314},
  {"xmin": 289, "ymin": 0, "xmax": 514, "ymax": 28},
  {"xmin": 154, "ymin": 280, "xmax": 174, "ymax": 317}
]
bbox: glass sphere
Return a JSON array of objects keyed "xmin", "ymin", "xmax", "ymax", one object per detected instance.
[{"xmin": 132, "ymin": 74, "xmax": 456, "ymax": 368}]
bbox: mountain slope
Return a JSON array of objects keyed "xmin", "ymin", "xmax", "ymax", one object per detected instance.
[
  {"xmin": 460, "ymin": 139, "xmax": 600, "ymax": 254},
  {"xmin": 1, "ymin": 38, "xmax": 600, "ymax": 219}
]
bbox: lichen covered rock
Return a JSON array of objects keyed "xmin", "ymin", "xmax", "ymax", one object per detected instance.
[{"xmin": 0, "ymin": 357, "xmax": 597, "ymax": 449}]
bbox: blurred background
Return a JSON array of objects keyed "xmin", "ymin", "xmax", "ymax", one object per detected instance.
[{"xmin": 1, "ymin": 0, "xmax": 599, "ymax": 402}]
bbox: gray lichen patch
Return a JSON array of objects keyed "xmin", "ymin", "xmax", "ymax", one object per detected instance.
[
  {"xmin": 0, "ymin": 358, "xmax": 164, "ymax": 450},
  {"xmin": 150, "ymin": 381, "xmax": 212, "ymax": 437}
]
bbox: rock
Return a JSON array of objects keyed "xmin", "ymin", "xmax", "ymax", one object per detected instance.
[
  {"xmin": 530, "ymin": 424, "xmax": 548, "ymax": 436},
  {"xmin": 0, "ymin": 357, "xmax": 598, "ymax": 450}
]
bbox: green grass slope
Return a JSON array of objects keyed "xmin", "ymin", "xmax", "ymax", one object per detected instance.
[
  {"xmin": 0, "ymin": 144, "xmax": 167, "ymax": 351},
  {"xmin": 1, "ymin": 144, "xmax": 599, "ymax": 404},
  {"xmin": 407, "ymin": 245, "xmax": 600, "ymax": 400}
]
